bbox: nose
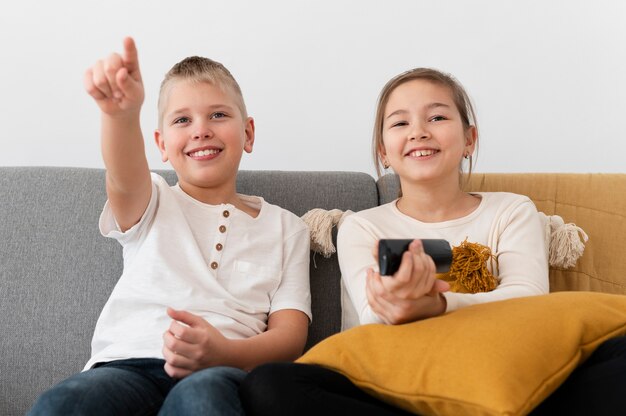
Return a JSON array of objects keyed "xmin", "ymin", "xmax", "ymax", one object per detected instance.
[
  {"xmin": 408, "ymin": 122, "xmax": 430, "ymax": 141},
  {"xmin": 193, "ymin": 126, "xmax": 213, "ymax": 140}
]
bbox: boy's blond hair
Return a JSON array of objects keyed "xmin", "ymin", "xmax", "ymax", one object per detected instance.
[{"xmin": 157, "ymin": 56, "xmax": 248, "ymax": 128}]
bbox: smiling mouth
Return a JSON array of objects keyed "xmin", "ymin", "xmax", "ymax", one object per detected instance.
[
  {"xmin": 407, "ymin": 149, "xmax": 439, "ymax": 157},
  {"xmin": 188, "ymin": 149, "xmax": 221, "ymax": 158}
]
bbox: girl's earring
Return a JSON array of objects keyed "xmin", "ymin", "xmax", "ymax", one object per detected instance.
[
  {"xmin": 464, "ymin": 152, "xmax": 470, "ymax": 160},
  {"xmin": 383, "ymin": 160, "xmax": 390, "ymax": 169}
]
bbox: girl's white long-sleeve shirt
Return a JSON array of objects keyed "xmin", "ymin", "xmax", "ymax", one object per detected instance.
[{"xmin": 337, "ymin": 192, "xmax": 549, "ymax": 325}]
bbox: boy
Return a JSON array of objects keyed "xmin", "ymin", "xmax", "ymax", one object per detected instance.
[{"xmin": 29, "ymin": 37, "xmax": 311, "ymax": 415}]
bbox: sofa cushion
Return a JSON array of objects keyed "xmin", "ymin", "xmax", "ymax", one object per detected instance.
[{"xmin": 298, "ymin": 291, "xmax": 626, "ymax": 416}]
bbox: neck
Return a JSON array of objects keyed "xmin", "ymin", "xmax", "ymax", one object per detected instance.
[
  {"xmin": 396, "ymin": 175, "xmax": 478, "ymax": 223},
  {"xmin": 179, "ymin": 180, "xmax": 239, "ymax": 206},
  {"xmin": 178, "ymin": 180, "xmax": 260, "ymax": 218}
]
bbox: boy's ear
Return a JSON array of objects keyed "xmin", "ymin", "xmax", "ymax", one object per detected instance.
[
  {"xmin": 243, "ymin": 117, "xmax": 255, "ymax": 154},
  {"xmin": 154, "ymin": 130, "xmax": 169, "ymax": 162}
]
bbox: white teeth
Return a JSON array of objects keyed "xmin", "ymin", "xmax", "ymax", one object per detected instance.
[
  {"xmin": 189, "ymin": 149, "xmax": 219, "ymax": 157},
  {"xmin": 410, "ymin": 149, "xmax": 436, "ymax": 157}
]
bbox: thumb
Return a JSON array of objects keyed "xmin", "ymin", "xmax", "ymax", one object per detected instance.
[
  {"xmin": 430, "ymin": 278, "xmax": 450, "ymax": 295},
  {"xmin": 167, "ymin": 307, "xmax": 205, "ymax": 328}
]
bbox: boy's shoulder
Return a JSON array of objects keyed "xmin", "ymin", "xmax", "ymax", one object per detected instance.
[
  {"xmin": 148, "ymin": 172, "xmax": 309, "ymax": 235},
  {"xmin": 150, "ymin": 171, "xmax": 175, "ymax": 189},
  {"xmin": 239, "ymin": 194, "xmax": 309, "ymax": 235}
]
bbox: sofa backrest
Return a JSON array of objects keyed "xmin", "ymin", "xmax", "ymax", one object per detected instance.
[
  {"xmin": 377, "ymin": 173, "xmax": 626, "ymax": 295},
  {"xmin": 0, "ymin": 166, "xmax": 377, "ymax": 416}
]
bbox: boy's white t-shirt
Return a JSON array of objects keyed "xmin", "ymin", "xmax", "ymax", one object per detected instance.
[
  {"xmin": 338, "ymin": 192, "xmax": 549, "ymax": 327},
  {"xmin": 85, "ymin": 173, "xmax": 311, "ymax": 370}
]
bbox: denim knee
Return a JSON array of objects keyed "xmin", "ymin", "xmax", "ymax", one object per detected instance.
[
  {"xmin": 175, "ymin": 366, "xmax": 246, "ymax": 395},
  {"xmin": 29, "ymin": 359, "xmax": 172, "ymax": 416},
  {"xmin": 160, "ymin": 366, "xmax": 246, "ymax": 416},
  {"xmin": 28, "ymin": 375, "xmax": 103, "ymax": 416}
]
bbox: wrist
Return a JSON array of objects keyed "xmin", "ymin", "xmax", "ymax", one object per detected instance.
[
  {"xmin": 101, "ymin": 109, "xmax": 141, "ymax": 124},
  {"xmin": 437, "ymin": 292, "xmax": 448, "ymax": 315},
  {"xmin": 419, "ymin": 292, "xmax": 447, "ymax": 320}
]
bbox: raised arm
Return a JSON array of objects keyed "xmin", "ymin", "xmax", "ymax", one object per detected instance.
[{"xmin": 84, "ymin": 37, "xmax": 151, "ymax": 231}]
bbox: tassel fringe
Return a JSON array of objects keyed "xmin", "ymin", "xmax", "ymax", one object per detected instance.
[
  {"xmin": 547, "ymin": 215, "xmax": 589, "ymax": 269},
  {"xmin": 301, "ymin": 208, "xmax": 353, "ymax": 258}
]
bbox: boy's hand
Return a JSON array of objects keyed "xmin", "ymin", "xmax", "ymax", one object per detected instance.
[
  {"xmin": 84, "ymin": 37, "xmax": 145, "ymax": 116},
  {"xmin": 162, "ymin": 307, "xmax": 232, "ymax": 379},
  {"xmin": 366, "ymin": 239, "xmax": 449, "ymax": 324}
]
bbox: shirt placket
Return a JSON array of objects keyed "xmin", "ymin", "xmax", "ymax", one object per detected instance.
[{"xmin": 209, "ymin": 207, "xmax": 231, "ymax": 275}]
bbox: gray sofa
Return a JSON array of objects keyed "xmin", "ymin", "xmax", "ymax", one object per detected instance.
[
  {"xmin": 0, "ymin": 167, "xmax": 380, "ymax": 415},
  {"xmin": 3, "ymin": 167, "xmax": 625, "ymax": 415}
]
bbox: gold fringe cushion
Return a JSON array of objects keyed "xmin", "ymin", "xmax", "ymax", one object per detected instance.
[
  {"xmin": 297, "ymin": 292, "xmax": 626, "ymax": 416},
  {"xmin": 441, "ymin": 239, "xmax": 498, "ymax": 293}
]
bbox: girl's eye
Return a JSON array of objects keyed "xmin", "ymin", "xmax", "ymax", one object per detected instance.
[
  {"xmin": 430, "ymin": 115, "xmax": 446, "ymax": 122},
  {"xmin": 391, "ymin": 121, "xmax": 408, "ymax": 128},
  {"xmin": 174, "ymin": 117, "xmax": 190, "ymax": 124}
]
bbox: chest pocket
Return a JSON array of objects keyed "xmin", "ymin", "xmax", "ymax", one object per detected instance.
[{"xmin": 222, "ymin": 260, "xmax": 281, "ymax": 312}]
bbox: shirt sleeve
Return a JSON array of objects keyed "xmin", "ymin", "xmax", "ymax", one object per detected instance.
[
  {"xmin": 98, "ymin": 176, "xmax": 159, "ymax": 246},
  {"xmin": 269, "ymin": 224, "xmax": 312, "ymax": 321},
  {"xmin": 337, "ymin": 214, "xmax": 385, "ymax": 325},
  {"xmin": 443, "ymin": 198, "xmax": 549, "ymax": 311}
]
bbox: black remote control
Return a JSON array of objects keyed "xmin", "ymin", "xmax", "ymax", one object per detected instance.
[{"xmin": 378, "ymin": 239, "xmax": 452, "ymax": 276}]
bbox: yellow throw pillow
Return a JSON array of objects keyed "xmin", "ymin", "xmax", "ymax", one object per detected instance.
[{"xmin": 297, "ymin": 292, "xmax": 626, "ymax": 416}]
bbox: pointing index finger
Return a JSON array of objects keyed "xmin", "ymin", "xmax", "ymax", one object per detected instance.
[{"xmin": 122, "ymin": 37, "xmax": 141, "ymax": 79}]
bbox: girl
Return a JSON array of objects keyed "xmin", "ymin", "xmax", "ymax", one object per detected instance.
[{"xmin": 240, "ymin": 68, "xmax": 626, "ymax": 415}]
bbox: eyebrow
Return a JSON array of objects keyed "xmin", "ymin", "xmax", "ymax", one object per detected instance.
[
  {"xmin": 167, "ymin": 104, "xmax": 235, "ymax": 119},
  {"xmin": 385, "ymin": 102, "xmax": 451, "ymax": 119}
]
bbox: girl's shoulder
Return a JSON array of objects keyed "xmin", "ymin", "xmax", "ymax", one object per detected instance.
[
  {"xmin": 345, "ymin": 201, "xmax": 398, "ymax": 222},
  {"xmin": 473, "ymin": 191, "xmax": 533, "ymax": 206},
  {"xmin": 473, "ymin": 192, "xmax": 538, "ymax": 218}
]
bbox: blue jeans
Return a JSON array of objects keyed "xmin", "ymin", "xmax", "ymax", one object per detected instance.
[{"xmin": 28, "ymin": 358, "xmax": 247, "ymax": 416}]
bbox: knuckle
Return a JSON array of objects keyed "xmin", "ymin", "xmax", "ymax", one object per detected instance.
[
  {"xmin": 169, "ymin": 338, "xmax": 181, "ymax": 352},
  {"xmin": 104, "ymin": 53, "xmax": 121, "ymax": 69},
  {"xmin": 85, "ymin": 84, "xmax": 100, "ymax": 97},
  {"xmin": 388, "ymin": 311, "xmax": 402, "ymax": 324},
  {"xmin": 163, "ymin": 335, "xmax": 174, "ymax": 350},
  {"xmin": 176, "ymin": 326, "xmax": 189, "ymax": 339},
  {"xmin": 93, "ymin": 75, "xmax": 109, "ymax": 90}
]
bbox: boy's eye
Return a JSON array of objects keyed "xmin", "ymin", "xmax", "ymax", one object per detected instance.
[
  {"xmin": 430, "ymin": 115, "xmax": 447, "ymax": 122},
  {"xmin": 173, "ymin": 117, "xmax": 190, "ymax": 124},
  {"xmin": 211, "ymin": 112, "xmax": 227, "ymax": 119}
]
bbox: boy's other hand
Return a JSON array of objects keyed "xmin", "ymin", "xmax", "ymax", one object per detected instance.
[
  {"xmin": 84, "ymin": 37, "xmax": 145, "ymax": 116},
  {"xmin": 162, "ymin": 307, "xmax": 232, "ymax": 379}
]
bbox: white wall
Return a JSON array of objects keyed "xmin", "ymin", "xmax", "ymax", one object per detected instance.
[{"xmin": 1, "ymin": 0, "xmax": 624, "ymax": 177}]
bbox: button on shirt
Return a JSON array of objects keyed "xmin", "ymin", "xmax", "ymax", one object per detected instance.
[{"xmin": 87, "ymin": 173, "xmax": 311, "ymax": 370}]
